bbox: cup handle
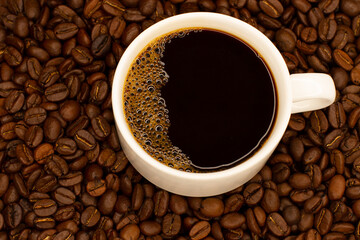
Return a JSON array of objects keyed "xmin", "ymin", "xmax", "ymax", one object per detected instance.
[{"xmin": 290, "ymin": 73, "xmax": 336, "ymax": 114}]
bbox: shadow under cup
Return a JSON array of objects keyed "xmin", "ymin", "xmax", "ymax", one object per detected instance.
[{"xmin": 112, "ymin": 12, "xmax": 292, "ymax": 196}]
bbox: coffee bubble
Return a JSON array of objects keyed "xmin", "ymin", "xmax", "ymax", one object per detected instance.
[{"xmin": 124, "ymin": 29, "xmax": 199, "ymax": 172}]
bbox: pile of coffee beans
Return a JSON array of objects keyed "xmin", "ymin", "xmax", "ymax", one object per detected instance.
[{"xmin": 0, "ymin": 0, "xmax": 360, "ymax": 239}]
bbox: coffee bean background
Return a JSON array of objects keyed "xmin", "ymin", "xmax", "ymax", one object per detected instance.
[{"xmin": 0, "ymin": 0, "xmax": 360, "ymax": 239}]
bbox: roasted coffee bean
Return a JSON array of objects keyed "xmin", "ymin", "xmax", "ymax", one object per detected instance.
[
  {"xmin": 324, "ymin": 129, "xmax": 345, "ymax": 150},
  {"xmin": 55, "ymin": 138, "xmax": 77, "ymax": 155},
  {"xmin": 328, "ymin": 102, "xmax": 346, "ymax": 128},
  {"xmin": 87, "ymin": 178, "xmax": 106, "ymax": 197},
  {"xmin": 98, "ymin": 189, "xmax": 117, "ymax": 215},
  {"xmin": 45, "ymin": 83, "xmax": 69, "ymax": 102},
  {"xmin": 24, "ymin": 107, "xmax": 47, "ymax": 125},
  {"xmin": 162, "ymin": 213, "xmax": 181, "ymax": 237},
  {"xmin": 310, "ymin": 110, "xmax": 328, "ymax": 133},
  {"xmin": 33, "ymin": 199, "xmax": 57, "ymax": 217},
  {"xmin": 243, "ymin": 183, "xmax": 264, "ymax": 205},
  {"xmin": 334, "ymin": 49, "xmax": 354, "ymax": 71},
  {"xmin": 74, "ymin": 130, "xmax": 96, "ymax": 150},
  {"xmin": 315, "ymin": 208, "xmax": 333, "ymax": 235},
  {"xmin": 39, "ymin": 66, "xmax": 60, "ymax": 88},
  {"xmin": 71, "ymin": 46, "xmax": 94, "ymax": 66},
  {"xmin": 4, "ymin": 46, "xmax": 22, "ymax": 67},
  {"xmin": 54, "ymin": 23, "xmax": 79, "ymax": 41},
  {"xmin": 35, "ymin": 174, "xmax": 57, "ymax": 193},
  {"xmin": 188, "ymin": 221, "xmax": 210, "ymax": 239},
  {"xmin": 289, "ymin": 173, "xmax": 311, "ymax": 189},
  {"xmin": 34, "ymin": 217, "xmax": 56, "ymax": 229},
  {"xmin": 220, "ymin": 212, "xmax": 245, "ymax": 230},
  {"xmin": 3, "ymin": 204, "xmax": 22, "ymax": 230},
  {"xmin": 53, "ymin": 187, "xmax": 76, "ymax": 205},
  {"xmin": 5, "ymin": 90, "xmax": 24, "ymax": 114},
  {"xmin": 91, "ymin": 116, "xmax": 110, "ymax": 138},
  {"xmin": 267, "ymin": 212, "xmax": 290, "ymax": 237},
  {"xmin": 91, "ymin": 34, "xmax": 111, "ymax": 58},
  {"xmin": 259, "ymin": 0, "xmax": 283, "ymax": 18},
  {"xmin": 59, "ymin": 172, "xmax": 83, "ymax": 187},
  {"xmin": 24, "ymin": 125, "xmax": 43, "ymax": 148},
  {"xmin": 81, "ymin": 206, "xmax": 100, "ymax": 227}
]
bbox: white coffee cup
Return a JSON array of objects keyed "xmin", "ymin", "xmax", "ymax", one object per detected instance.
[{"xmin": 112, "ymin": 12, "xmax": 336, "ymax": 197}]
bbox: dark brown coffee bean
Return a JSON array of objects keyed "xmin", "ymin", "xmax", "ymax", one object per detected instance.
[
  {"xmin": 55, "ymin": 138, "xmax": 77, "ymax": 155},
  {"xmin": 87, "ymin": 178, "xmax": 106, "ymax": 197},
  {"xmin": 54, "ymin": 205, "xmax": 75, "ymax": 222},
  {"xmin": 74, "ymin": 130, "xmax": 96, "ymax": 150},
  {"xmin": 121, "ymin": 23, "xmax": 141, "ymax": 46},
  {"xmin": 81, "ymin": 206, "xmax": 100, "ymax": 227},
  {"xmin": 24, "ymin": 0, "xmax": 40, "ymax": 19},
  {"xmin": 53, "ymin": 187, "xmax": 75, "ymax": 205},
  {"xmin": 328, "ymin": 102, "xmax": 346, "ymax": 128},
  {"xmin": 290, "ymin": 189, "xmax": 314, "ymax": 203},
  {"xmin": 27, "ymin": 46, "xmax": 50, "ymax": 63},
  {"xmin": 289, "ymin": 173, "xmax": 311, "ymax": 189},
  {"xmin": 119, "ymin": 223, "xmax": 140, "ymax": 239},
  {"xmin": 220, "ymin": 212, "xmax": 246, "ymax": 230},
  {"xmin": 319, "ymin": 0, "xmax": 339, "ymax": 14},
  {"xmin": 43, "ymin": 117, "xmax": 62, "ymax": 143},
  {"xmin": 333, "ymin": 49, "xmax": 354, "ymax": 70},
  {"xmin": 188, "ymin": 221, "xmax": 210, "ymax": 239},
  {"xmin": 5, "ymin": 90, "xmax": 24, "ymax": 114},
  {"xmin": 324, "ymin": 129, "xmax": 345, "ymax": 150},
  {"xmin": 318, "ymin": 18, "xmax": 337, "ymax": 41},
  {"xmin": 330, "ymin": 149, "xmax": 345, "ymax": 174},
  {"xmin": 98, "ymin": 190, "xmax": 117, "ymax": 215},
  {"xmin": 71, "ymin": 46, "xmax": 94, "ymax": 66},
  {"xmin": 3, "ymin": 203, "xmax": 22, "ymax": 228},
  {"xmin": 35, "ymin": 174, "xmax": 57, "ymax": 193},
  {"xmin": 34, "ymin": 217, "xmax": 56, "ymax": 229},
  {"xmin": 317, "ymin": 44, "xmax": 332, "ymax": 64},
  {"xmin": 292, "ymin": 0, "xmax": 311, "ymax": 12},
  {"xmin": 91, "ymin": 34, "xmax": 111, "ymax": 58},
  {"xmin": 54, "ymin": 23, "xmax": 79, "ymax": 41},
  {"xmin": 153, "ymin": 190, "xmax": 169, "ymax": 217},
  {"xmin": 45, "ymin": 83, "xmax": 69, "ymax": 102},
  {"xmin": 24, "ymin": 107, "xmax": 47, "ymax": 125},
  {"xmin": 200, "ymin": 198, "xmax": 224, "ymax": 218},
  {"xmin": 0, "ymin": 174, "xmax": 9, "ymax": 197},
  {"xmin": 162, "ymin": 213, "xmax": 181, "ymax": 237},
  {"xmin": 315, "ymin": 208, "xmax": 333, "ymax": 235},
  {"xmin": 102, "ymin": 0, "xmax": 125, "ymax": 16},
  {"xmin": 4, "ymin": 46, "xmax": 22, "ymax": 67},
  {"xmin": 25, "ymin": 125, "xmax": 43, "ymax": 148},
  {"xmin": 90, "ymin": 80, "xmax": 108, "ymax": 104},
  {"xmin": 259, "ymin": 0, "xmax": 283, "ymax": 18},
  {"xmin": 33, "ymin": 199, "xmax": 57, "ymax": 217},
  {"xmin": 272, "ymin": 163, "xmax": 290, "ymax": 183},
  {"xmin": 261, "ymin": 189, "xmax": 280, "ymax": 213},
  {"xmin": 283, "ymin": 205, "xmax": 301, "ymax": 225},
  {"xmin": 243, "ymin": 183, "xmax": 264, "ymax": 205},
  {"xmin": 59, "ymin": 100, "xmax": 81, "ymax": 122},
  {"xmin": 267, "ymin": 212, "xmax": 290, "ymax": 237},
  {"xmin": 300, "ymin": 27, "xmax": 317, "ymax": 43},
  {"xmin": 39, "ymin": 66, "xmax": 60, "ymax": 88},
  {"xmin": 139, "ymin": 220, "xmax": 161, "ymax": 236},
  {"xmin": 59, "ymin": 172, "xmax": 83, "ymax": 187},
  {"xmin": 310, "ymin": 110, "xmax": 328, "ymax": 133},
  {"xmin": 91, "ymin": 116, "xmax": 110, "ymax": 138}
]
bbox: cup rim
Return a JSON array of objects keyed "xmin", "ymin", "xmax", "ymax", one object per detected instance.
[{"xmin": 112, "ymin": 12, "xmax": 291, "ymax": 180}]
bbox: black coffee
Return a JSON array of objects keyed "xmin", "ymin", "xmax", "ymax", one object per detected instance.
[{"xmin": 124, "ymin": 29, "xmax": 276, "ymax": 172}]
